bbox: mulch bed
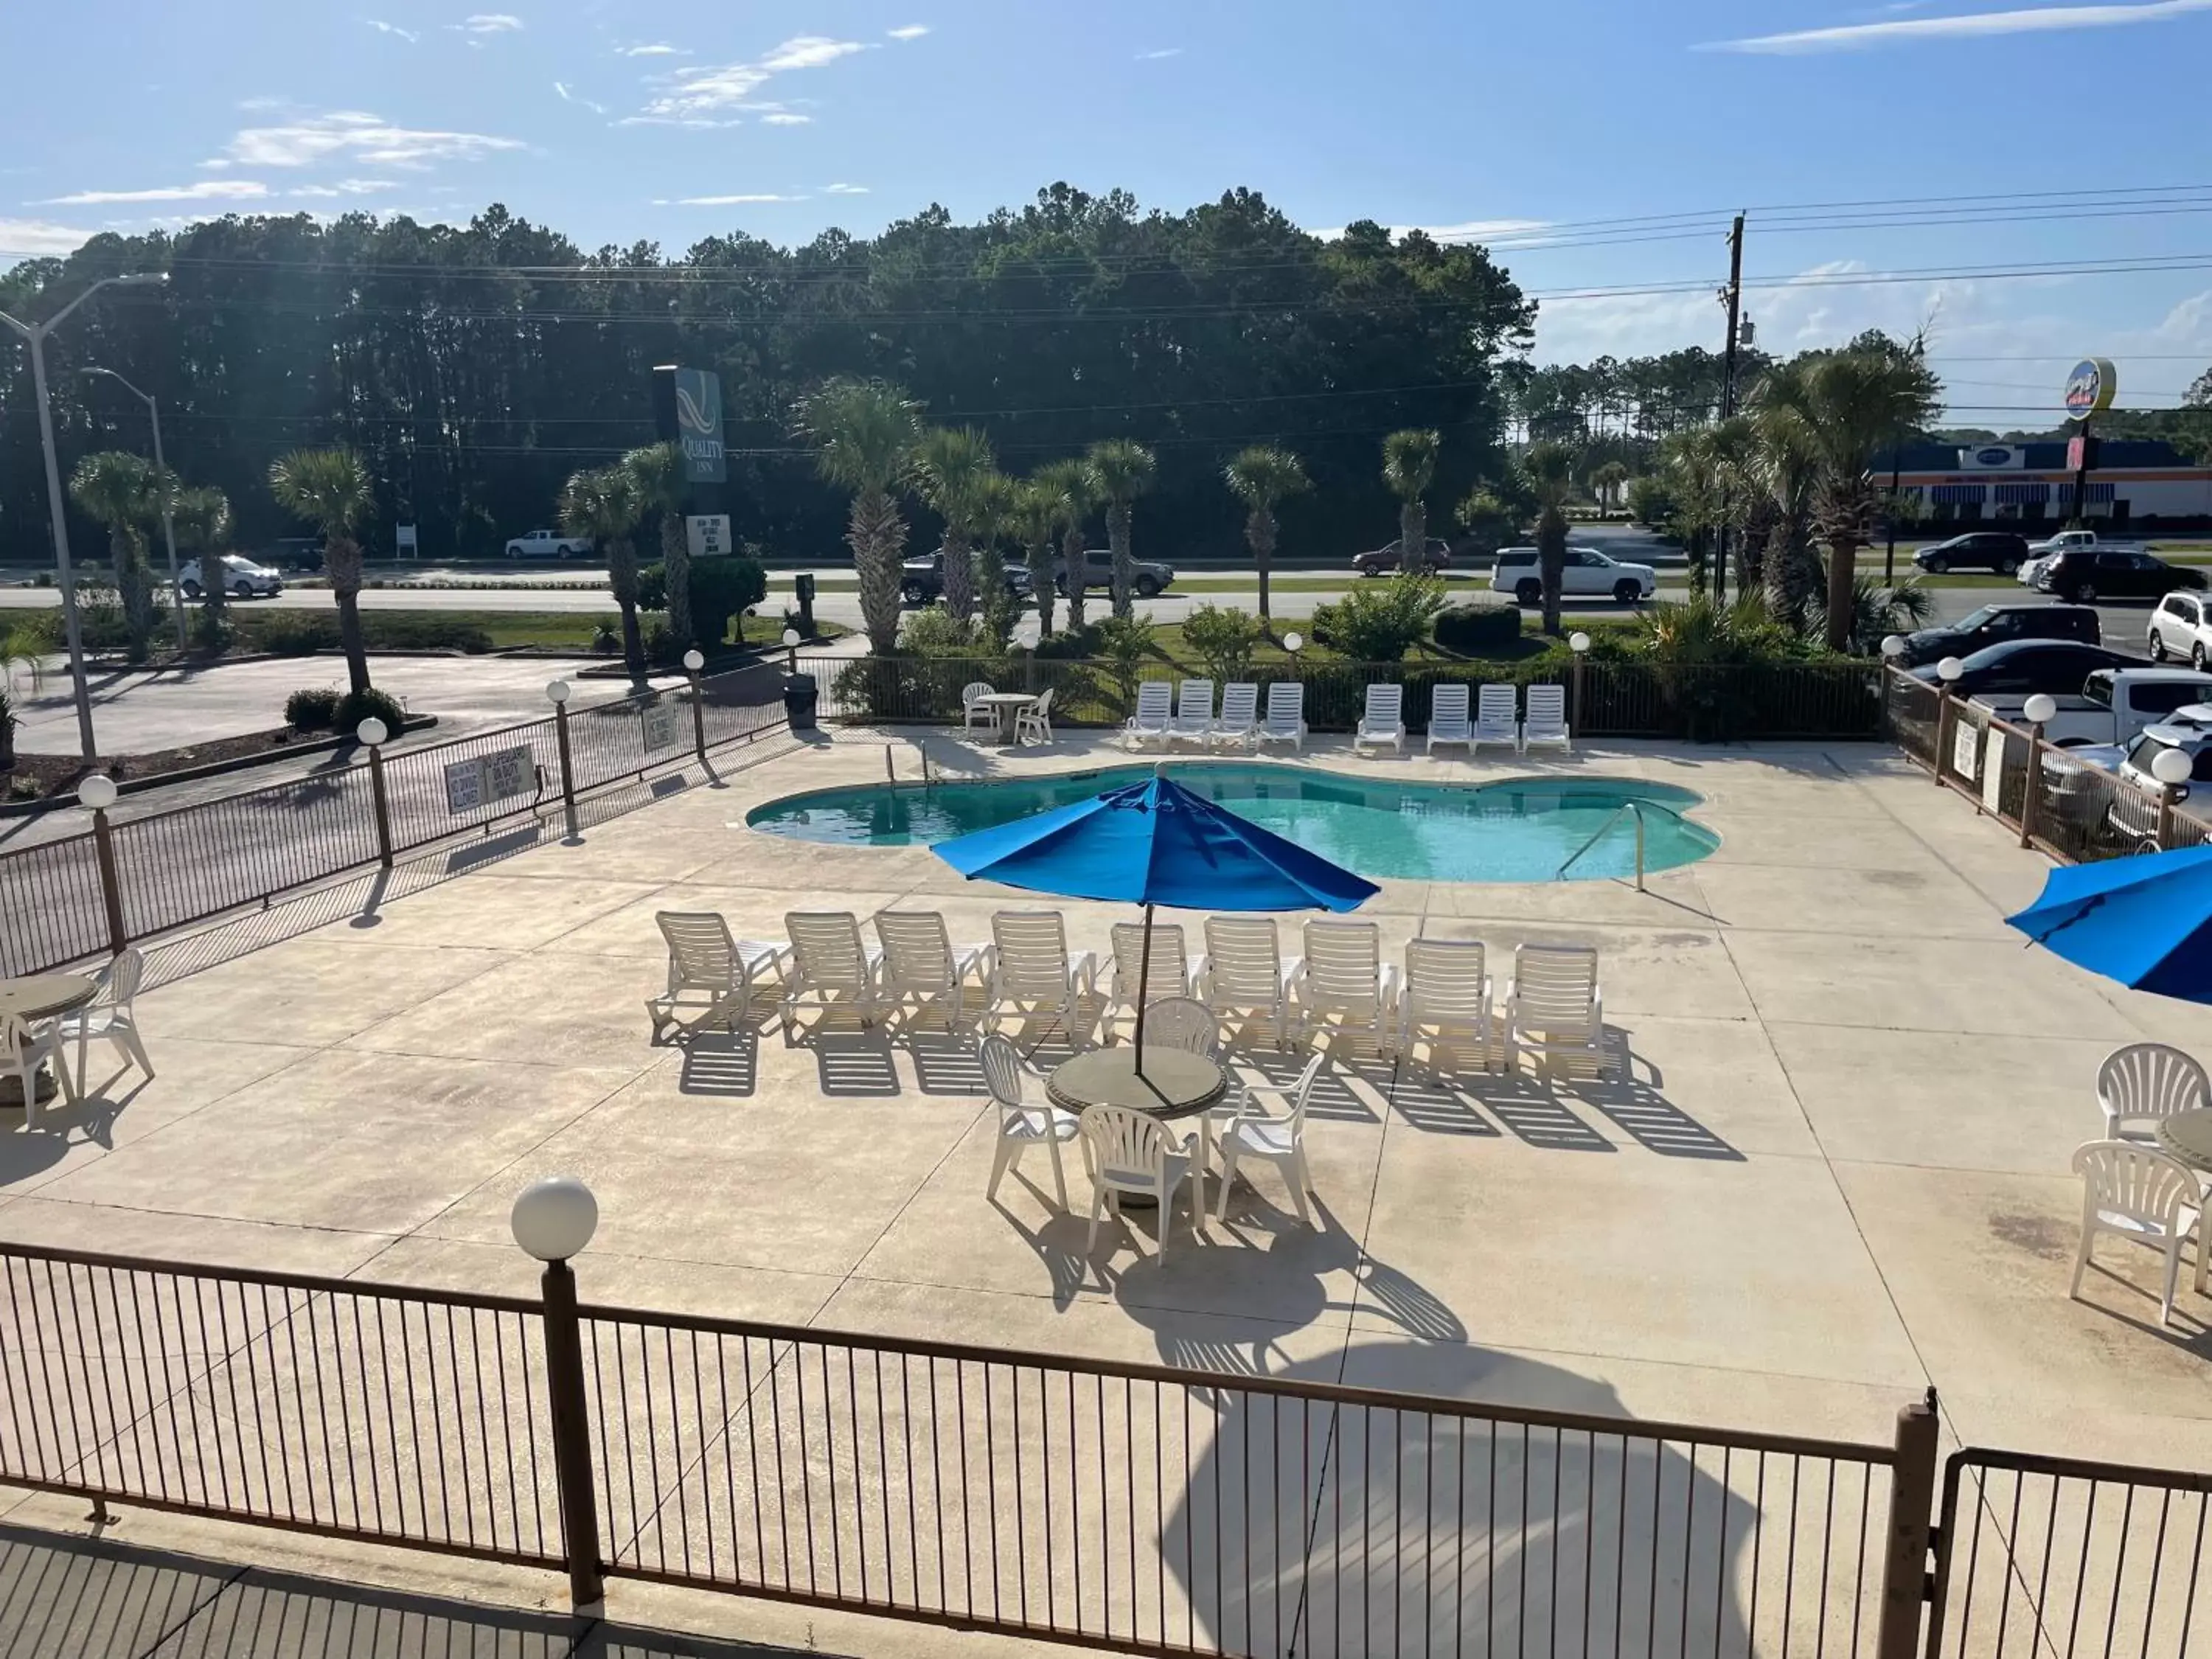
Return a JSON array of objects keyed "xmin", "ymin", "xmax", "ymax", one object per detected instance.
[{"xmin": 3, "ymin": 726, "xmax": 334, "ymax": 802}]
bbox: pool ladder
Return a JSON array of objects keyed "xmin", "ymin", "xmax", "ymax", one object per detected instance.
[{"xmin": 1555, "ymin": 800, "xmax": 1649, "ymax": 891}]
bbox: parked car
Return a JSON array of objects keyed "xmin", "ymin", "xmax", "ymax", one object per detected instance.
[
  {"xmin": 1912, "ymin": 532, "xmax": 2031, "ymax": 576},
  {"xmin": 504, "ymin": 529, "xmax": 594, "ymax": 560},
  {"xmin": 1487, "ymin": 545, "xmax": 1657, "ymax": 606},
  {"xmin": 1970, "ymin": 667, "xmax": 2212, "ymax": 749},
  {"xmin": 2148, "ymin": 591, "xmax": 2212, "ymax": 668},
  {"xmin": 1352, "ymin": 538, "xmax": 1453, "ymax": 577},
  {"xmin": 2109, "ymin": 717, "xmax": 2212, "ymax": 846},
  {"xmin": 1907, "ymin": 639, "xmax": 2138, "ymax": 697},
  {"xmin": 2037, "ymin": 549, "xmax": 2206, "ymax": 604},
  {"xmin": 177, "ymin": 555, "xmax": 283, "ymax": 600},
  {"xmin": 900, "ymin": 552, "xmax": 1034, "ymax": 608},
  {"xmin": 1054, "ymin": 549, "xmax": 1175, "ymax": 598},
  {"xmin": 1891, "ymin": 603, "xmax": 2101, "ymax": 668}
]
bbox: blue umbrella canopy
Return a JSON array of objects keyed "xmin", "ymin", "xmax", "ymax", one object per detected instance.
[
  {"xmin": 933, "ymin": 769, "xmax": 1379, "ymax": 912},
  {"xmin": 2005, "ymin": 844, "xmax": 2212, "ymax": 1003}
]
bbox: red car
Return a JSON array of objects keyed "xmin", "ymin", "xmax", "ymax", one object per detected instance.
[{"xmin": 1352, "ymin": 538, "xmax": 1453, "ymax": 576}]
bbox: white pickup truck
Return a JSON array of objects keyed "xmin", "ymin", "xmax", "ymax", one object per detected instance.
[
  {"xmin": 2018, "ymin": 529, "xmax": 2144, "ymax": 585},
  {"xmin": 504, "ymin": 529, "xmax": 594, "ymax": 560},
  {"xmin": 1972, "ymin": 667, "xmax": 2212, "ymax": 752}
]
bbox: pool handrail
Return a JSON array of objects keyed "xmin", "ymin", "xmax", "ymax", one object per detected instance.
[{"xmin": 1555, "ymin": 799, "xmax": 1647, "ymax": 891}]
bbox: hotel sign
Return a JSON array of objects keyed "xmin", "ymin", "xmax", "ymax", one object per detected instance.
[{"xmin": 653, "ymin": 364, "xmax": 728, "ymax": 484}]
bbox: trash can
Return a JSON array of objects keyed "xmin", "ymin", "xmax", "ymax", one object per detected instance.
[{"xmin": 784, "ymin": 672, "xmax": 818, "ymax": 733}]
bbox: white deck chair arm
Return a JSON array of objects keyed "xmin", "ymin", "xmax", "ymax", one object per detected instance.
[
  {"xmin": 1070, "ymin": 950, "xmax": 1099, "ymax": 998},
  {"xmin": 1188, "ymin": 952, "xmax": 1211, "ymax": 998}
]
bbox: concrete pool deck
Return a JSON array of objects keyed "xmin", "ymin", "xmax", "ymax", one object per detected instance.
[{"xmin": 3, "ymin": 726, "xmax": 2208, "ymax": 1647}]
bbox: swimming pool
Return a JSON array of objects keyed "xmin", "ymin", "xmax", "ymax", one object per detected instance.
[{"xmin": 746, "ymin": 763, "xmax": 1719, "ymax": 884}]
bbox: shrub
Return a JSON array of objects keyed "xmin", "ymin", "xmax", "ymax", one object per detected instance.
[
  {"xmin": 636, "ymin": 563, "xmax": 667, "ymax": 611},
  {"xmin": 283, "ymin": 686, "xmax": 342, "ymax": 730},
  {"xmin": 591, "ymin": 619, "xmax": 619, "ymax": 655},
  {"xmin": 687, "ymin": 557, "xmax": 768, "ymax": 644},
  {"xmin": 1179, "ymin": 604, "xmax": 1264, "ymax": 684},
  {"xmin": 897, "ymin": 608, "xmax": 991, "ymax": 658},
  {"xmin": 1093, "ymin": 613, "xmax": 1155, "ymax": 709},
  {"xmin": 260, "ymin": 614, "xmax": 338, "ymax": 655},
  {"xmin": 1432, "ymin": 601, "xmax": 1521, "ymax": 655},
  {"xmin": 360, "ymin": 615, "xmax": 493, "ymax": 653},
  {"xmin": 333, "ymin": 686, "xmax": 407, "ymax": 736},
  {"xmin": 1624, "ymin": 474, "xmax": 1677, "ymax": 530},
  {"xmin": 1312, "ymin": 575, "xmax": 1444, "ymax": 662}
]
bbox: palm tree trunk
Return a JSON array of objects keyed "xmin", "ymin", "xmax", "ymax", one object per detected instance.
[
  {"xmin": 326, "ymin": 535, "xmax": 371, "ymax": 693},
  {"xmin": 1399, "ymin": 503, "xmax": 1426, "ymax": 577},
  {"xmin": 1062, "ymin": 526, "xmax": 1088, "ymax": 631},
  {"xmin": 608, "ymin": 536, "xmax": 647, "ymax": 686},
  {"xmin": 1107, "ymin": 503, "xmax": 1133, "ymax": 619},
  {"xmin": 1824, "ymin": 536, "xmax": 1859, "ymax": 652},
  {"xmin": 200, "ymin": 544, "xmax": 228, "ymax": 634},
  {"xmin": 941, "ymin": 530, "xmax": 975, "ymax": 622},
  {"xmin": 851, "ymin": 488, "xmax": 905, "ymax": 653},
  {"xmin": 1248, "ymin": 508, "xmax": 1276, "ymax": 619},
  {"xmin": 661, "ymin": 514, "xmax": 694, "ymax": 647},
  {"xmin": 114, "ymin": 533, "xmax": 156, "ymax": 662},
  {"xmin": 1537, "ymin": 507, "xmax": 1567, "ymax": 638},
  {"xmin": 1028, "ymin": 535, "xmax": 1057, "ymax": 636}
]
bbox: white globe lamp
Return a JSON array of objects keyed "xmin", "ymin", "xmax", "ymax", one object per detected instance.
[
  {"xmin": 782, "ymin": 628, "xmax": 801, "ymax": 648},
  {"xmin": 1283, "ymin": 632, "xmax": 1304, "ymax": 654},
  {"xmin": 2152, "ymin": 747, "xmax": 2194, "ymax": 788},
  {"xmin": 682, "ymin": 648, "xmax": 705, "ymax": 673},
  {"xmin": 2022, "ymin": 694, "xmax": 2058, "ymax": 726},
  {"xmin": 355, "ymin": 716, "xmax": 388, "ymax": 747},
  {"xmin": 509, "ymin": 1177, "xmax": 599, "ymax": 1262},
  {"xmin": 1569, "ymin": 631, "xmax": 1591, "ymax": 655},
  {"xmin": 546, "ymin": 679, "xmax": 571, "ymax": 707},
  {"xmin": 77, "ymin": 773, "xmax": 117, "ymax": 811},
  {"xmin": 1881, "ymin": 635, "xmax": 1907, "ymax": 659},
  {"xmin": 1936, "ymin": 657, "xmax": 1965, "ymax": 685}
]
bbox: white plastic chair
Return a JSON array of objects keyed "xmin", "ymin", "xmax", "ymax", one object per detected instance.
[
  {"xmin": 1211, "ymin": 684, "xmax": 1259, "ymax": 751},
  {"xmin": 1013, "ymin": 686, "xmax": 1055, "ymax": 747},
  {"xmin": 981, "ymin": 1034, "xmax": 1079, "ymax": 1208},
  {"xmin": 782, "ymin": 912, "xmax": 886, "ymax": 1032},
  {"xmin": 60, "ymin": 947, "xmax": 154, "ymax": 1084},
  {"xmin": 1258, "ymin": 683, "xmax": 1307, "ymax": 752},
  {"xmin": 1215, "ymin": 1051, "xmax": 1326, "ymax": 1225},
  {"xmin": 1290, "ymin": 920, "xmax": 1397, "ymax": 1048},
  {"xmin": 962, "ymin": 681, "xmax": 997, "ymax": 734},
  {"xmin": 1354, "ymin": 684, "xmax": 1404, "ymax": 755},
  {"xmin": 647, "ymin": 913, "xmax": 793, "ymax": 1042},
  {"xmin": 1192, "ymin": 916, "xmax": 1298, "ymax": 1049},
  {"xmin": 1523, "ymin": 683, "xmax": 1572, "ymax": 753},
  {"xmin": 1473, "ymin": 684, "xmax": 1520, "ymax": 754},
  {"xmin": 874, "ymin": 911, "xmax": 989, "ymax": 1032},
  {"xmin": 1426, "ymin": 684, "xmax": 1474, "ymax": 754},
  {"xmin": 2070, "ymin": 1139, "xmax": 2207, "ymax": 1328},
  {"xmin": 1396, "ymin": 939, "xmax": 1496, "ymax": 1073},
  {"xmin": 1105, "ymin": 922, "xmax": 1192, "ymax": 1037},
  {"xmin": 2097, "ymin": 1043, "xmax": 2212, "ymax": 1141},
  {"xmin": 1138, "ymin": 995, "xmax": 1219, "ymax": 1057},
  {"xmin": 1081, "ymin": 1105, "xmax": 1199, "ymax": 1262},
  {"xmin": 1124, "ymin": 681, "xmax": 1173, "ymax": 749},
  {"xmin": 987, "ymin": 911, "xmax": 1099, "ymax": 1042},
  {"xmin": 1170, "ymin": 679, "xmax": 1216, "ymax": 746},
  {"xmin": 1505, "ymin": 943, "xmax": 1610, "ymax": 1078},
  {"xmin": 2, "ymin": 1013, "xmax": 77, "ymax": 1130}
]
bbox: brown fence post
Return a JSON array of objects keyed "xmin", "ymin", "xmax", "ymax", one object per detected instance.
[
  {"xmin": 511, "ymin": 1178, "xmax": 605, "ymax": 1609},
  {"xmin": 1933, "ymin": 686, "xmax": 1957, "ymax": 787},
  {"xmin": 2019, "ymin": 723, "xmax": 2045, "ymax": 849},
  {"xmin": 80, "ymin": 774, "xmax": 128, "ymax": 955},
  {"xmin": 358, "ymin": 717, "xmax": 395, "ymax": 868},
  {"xmin": 546, "ymin": 681, "xmax": 580, "ymax": 841},
  {"xmin": 683, "ymin": 650, "xmax": 707, "ymax": 762},
  {"xmin": 1876, "ymin": 1388, "xmax": 1940, "ymax": 1659}
]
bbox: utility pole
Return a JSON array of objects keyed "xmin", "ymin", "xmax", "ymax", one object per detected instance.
[{"xmin": 1714, "ymin": 212, "xmax": 1746, "ymax": 605}]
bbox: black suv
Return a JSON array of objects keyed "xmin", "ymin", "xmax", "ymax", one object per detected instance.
[
  {"xmin": 900, "ymin": 552, "xmax": 1034, "ymax": 608},
  {"xmin": 2036, "ymin": 549, "xmax": 2208, "ymax": 605},
  {"xmin": 1893, "ymin": 603, "xmax": 2101, "ymax": 667},
  {"xmin": 1913, "ymin": 532, "xmax": 2030, "ymax": 575}
]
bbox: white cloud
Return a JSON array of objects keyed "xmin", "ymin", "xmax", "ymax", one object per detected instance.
[
  {"xmin": 1135, "ymin": 47, "xmax": 1183, "ymax": 59},
  {"xmin": 552, "ymin": 81, "xmax": 608, "ymax": 114},
  {"xmin": 666, "ymin": 192, "xmax": 809, "ymax": 206},
  {"xmin": 1312, "ymin": 217, "xmax": 1553, "ymax": 245},
  {"xmin": 619, "ymin": 42, "xmax": 687, "ymax": 55},
  {"xmin": 887, "ymin": 24, "xmax": 930, "ymax": 39},
  {"xmin": 0, "ymin": 218, "xmax": 96, "ymax": 257},
  {"xmin": 824, "ymin": 182, "xmax": 869, "ymax": 195},
  {"xmin": 1708, "ymin": 0, "xmax": 2212, "ymax": 54},
  {"xmin": 289, "ymin": 178, "xmax": 400, "ymax": 198},
  {"xmin": 759, "ymin": 112, "xmax": 812, "ymax": 125},
  {"xmin": 38, "ymin": 179, "xmax": 270, "ymax": 205},
  {"xmin": 453, "ymin": 13, "xmax": 523, "ymax": 33},
  {"xmin": 215, "ymin": 111, "xmax": 524, "ymax": 169},
  {"xmin": 638, "ymin": 35, "xmax": 869, "ymax": 121},
  {"xmin": 366, "ymin": 19, "xmax": 420, "ymax": 43},
  {"xmin": 759, "ymin": 37, "xmax": 869, "ymax": 72}
]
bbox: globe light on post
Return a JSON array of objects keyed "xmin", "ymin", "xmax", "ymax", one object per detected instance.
[
  {"xmin": 77, "ymin": 773, "xmax": 117, "ymax": 812},
  {"xmin": 1881, "ymin": 635, "xmax": 1907, "ymax": 660},
  {"xmin": 1936, "ymin": 657, "xmax": 1965, "ymax": 685},
  {"xmin": 782, "ymin": 626, "xmax": 801, "ymax": 672},
  {"xmin": 1569, "ymin": 632, "xmax": 1591, "ymax": 655},
  {"xmin": 1282, "ymin": 632, "xmax": 1304, "ymax": 655},
  {"xmin": 355, "ymin": 716, "xmax": 387, "ymax": 748},
  {"xmin": 545, "ymin": 679, "xmax": 571, "ymax": 708},
  {"xmin": 2153, "ymin": 746, "xmax": 2194, "ymax": 788},
  {"xmin": 2023, "ymin": 694, "xmax": 2057, "ymax": 727},
  {"xmin": 509, "ymin": 1177, "xmax": 599, "ymax": 1262},
  {"xmin": 682, "ymin": 648, "xmax": 704, "ymax": 675}
]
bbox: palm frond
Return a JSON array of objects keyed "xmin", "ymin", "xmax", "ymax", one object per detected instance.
[
  {"xmin": 267, "ymin": 448, "xmax": 371, "ymax": 535},
  {"xmin": 1084, "ymin": 438, "xmax": 1157, "ymax": 504},
  {"xmin": 796, "ymin": 378, "xmax": 923, "ymax": 495},
  {"xmin": 1381, "ymin": 428, "xmax": 1440, "ymax": 502},
  {"xmin": 1224, "ymin": 445, "xmax": 1310, "ymax": 508}
]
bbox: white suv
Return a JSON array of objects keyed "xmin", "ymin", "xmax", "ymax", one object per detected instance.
[
  {"xmin": 2148, "ymin": 591, "xmax": 2212, "ymax": 669},
  {"xmin": 2110, "ymin": 713, "xmax": 2212, "ymax": 846},
  {"xmin": 178, "ymin": 555, "xmax": 283, "ymax": 599},
  {"xmin": 1489, "ymin": 546, "xmax": 1658, "ymax": 606}
]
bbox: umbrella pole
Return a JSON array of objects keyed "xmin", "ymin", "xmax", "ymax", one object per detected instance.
[{"xmin": 1133, "ymin": 902, "xmax": 1154, "ymax": 1077}]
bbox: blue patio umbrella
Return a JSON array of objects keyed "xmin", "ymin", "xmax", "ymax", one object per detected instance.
[
  {"xmin": 934, "ymin": 767, "xmax": 1379, "ymax": 1068},
  {"xmin": 2004, "ymin": 844, "xmax": 2212, "ymax": 1003}
]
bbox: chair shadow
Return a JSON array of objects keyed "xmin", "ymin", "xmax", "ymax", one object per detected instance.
[
  {"xmin": 1562, "ymin": 1043, "xmax": 1744, "ymax": 1161},
  {"xmin": 675, "ymin": 1029, "xmax": 759, "ymax": 1097},
  {"xmin": 784, "ymin": 1015, "xmax": 902, "ymax": 1097},
  {"xmin": 900, "ymin": 1026, "xmax": 987, "ymax": 1096}
]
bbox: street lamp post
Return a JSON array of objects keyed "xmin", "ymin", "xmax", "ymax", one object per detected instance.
[
  {"xmin": 0, "ymin": 272, "xmax": 168, "ymax": 758},
  {"xmin": 83, "ymin": 364, "xmax": 187, "ymax": 655}
]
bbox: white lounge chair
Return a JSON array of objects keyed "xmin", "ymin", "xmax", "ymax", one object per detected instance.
[
  {"xmin": 1124, "ymin": 681, "xmax": 1173, "ymax": 750},
  {"xmin": 60, "ymin": 946, "xmax": 153, "ymax": 1084},
  {"xmin": 987, "ymin": 911, "xmax": 1099, "ymax": 1043},
  {"xmin": 1214, "ymin": 1051, "xmax": 1326, "ymax": 1225},
  {"xmin": 1212, "ymin": 683, "xmax": 1259, "ymax": 751},
  {"xmin": 1396, "ymin": 939, "xmax": 1497, "ymax": 1073},
  {"xmin": 1290, "ymin": 920, "xmax": 1398, "ymax": 1049},
  {"xmin": 1523, "ymin": 683, "xmax": 1572, "ymax": 753},
  {"xmin": 1472, "ymin": 684, "xmax": 1519, "ymax": 754},
  {"xmin": 2070, "ymin": 1139, "xmax": 2207, "ymax": 1328},
  {"xmin": 981, "ymin": 1034, "xmax": 1079, "ymax": 1208},
  {"xmin": 2, "ymin": 1013, "xmax": 77, "ymax": 1130},
  {"xmin": 1257, "ymin": 683, "xmax": 1307, "ymax": 752},
  {"xmin": 782, "ymin": 911, "xmax": 886, "ymax": 1032},
  {"xmin": 1426, "ymin": 684, "xmax": 1474, "ymax": 755},
  {"xmin": 647, "ymin": 912, "xmax": 792, "ymax": 1043},
  {"xmin": 2097, "ymin": 1043, "xmax": 2211, "ymax": 1142},
  {"xmin": 1013, "ymin": 686, "xmax": 1055, "ymax": 747},
  {"xmin": 1081, "ymin": 1105, "xmax": 1200, "ymax": 1262},
  {"xmin": 1170, "ymin": 679, "xmax": 1216, "ymax": 746},
  {"xmin": 961, "ymin": 681, "xmax": 997, "ymax": 734},
  {"xmin": 874, "ymin": 911, "xmax": 990, "ymax": 1032},
  {"xmin": 1192, "ymin": 915, "xmax": 1298, "ymax": 1049},
  {"xmin": 1104, "ymin": 921, "xmax": 1193, "ymax": 1039},
  {"xmin": 1504, "ymin": 943, "xmax": 1610, "ymax": 1078},
  {"xmin": 1353, "ymin": 684, "xmax": 1404, "ymax": 756}
]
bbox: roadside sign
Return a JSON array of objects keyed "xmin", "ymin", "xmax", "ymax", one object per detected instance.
[
  {"xmin": 641, "ymin": 703, "xmax": 681, "ymax": 752},
  {"xmin": 686, "ymin": 513, "xmax": 732, "ymax": 559},
  {"xmin": 2064, "ymin": 358, "xmax": 2116, "ymax": 422},
  {"xmin": 396, "ymin": 524, "xmax": 419, "ymax": 558},
  {"xmin": 443, "ymin": 745, "xmax": 538, "ymax": 815}
]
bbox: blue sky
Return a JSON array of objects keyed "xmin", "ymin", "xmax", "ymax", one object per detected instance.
[{"xmin": 6, "ymin": 0, "xmax": 2211, "ymax": 417}]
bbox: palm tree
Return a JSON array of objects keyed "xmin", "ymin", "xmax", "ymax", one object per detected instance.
[
  {"xmin": 1591, "ymin": 459, "xmax": 1630, "ymax": 514},
  {"xmin": 915, "ymin": 425, "xmax": 998, "ymax": 625},
  {"xmin": 561, "ymin": 465, "xmax": 647, "ymax": 684},
  {"xmin": 169, "ymin": 484, "xmax": 233, "ymax": 645},
  {"xmin": 1009, "ymin": 477, "xmax": 1060, "ymax": 636},
  {"xmin": 796, "ymin": 377, "xmax": 922, "ymax": 653},
  {"xmin": 69, "ymin": 452, "xmax": 161, "ymax": 660},
  {"xmin": 1520, "ymin": 439, "xmax": 1576, "ymax": 637},
  {"xmin": 1032, "ymin": 458, "xmax": 1095, "ymax": 631},
  {"xmin": 1754, "ymin": 343, "xmax": 1941, "ymax": 650},
  {"xmin": 268, "ymin": 447, "xmax": 375, "ymax": 692},
  {"xmin": 971, "ymin": 469, "xmax": 1020, "ymax": 650},
  {"xmin": 1381, "ymin": 429, "xmax": 1441, "ymax": 575},
  {"xmin": 1222, "ymin": 445, "xmax": 1309, "ymax": 620},
  {"xmin": 1084, "ymin": 439, "xmax": 1156, "ymax": 619},
  {"xmin": 623, "ymin": 442, "xmax": 693, "ymax": 650},
  {"xmin": 1746, "ymin": 391, "xmax": 1824, "ymax": 627}
]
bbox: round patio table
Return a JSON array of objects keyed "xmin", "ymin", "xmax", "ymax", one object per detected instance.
[
  {"xmin": 2155, "ymin": 1109, "xmax": 2212, "ymax": 1172},
  {"xmin": 0, "ymin": 973, "xmax": 97, "ymax": 1108},
  {"xmin": 1048, "ymin": 1047, "xmax": 1228, "ymax": 1211},
  {"xmin": 970, "ymin": 692, "xmax": 1040, "ymax": 746}
]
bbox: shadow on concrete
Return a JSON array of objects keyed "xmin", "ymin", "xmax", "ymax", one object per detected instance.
[{"xmin": 675, "ymin": 1032, "xmax": 759, "ymax": 1099}]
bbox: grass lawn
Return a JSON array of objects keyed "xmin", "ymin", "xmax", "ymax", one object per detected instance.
[{"xmin": 227, "ymin": 610, "xmax": 845, "ymax": 655}]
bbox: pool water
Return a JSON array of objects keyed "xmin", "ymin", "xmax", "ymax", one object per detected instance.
[{"xmin": 745, "ymin": 763, "xmax": 1719, "ymax": 884}]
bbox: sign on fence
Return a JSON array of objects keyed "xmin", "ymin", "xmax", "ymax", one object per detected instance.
[
  {"xmin": 640, "ymin": 702, "xmax": 681, "ymax": 752},
  {"xmin": 1952, "ymin": 720, "xmax": 1982, "ymax": 782},
  {"xmin": 1983, "ymin": 726, "xmax": 2007, "ymax": 814},
  {"xmin": 444, "ymin": 745, "xmax": 537, "ymax": 815}
]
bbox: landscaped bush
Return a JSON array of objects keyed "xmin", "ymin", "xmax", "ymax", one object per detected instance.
[
  {"xmin": 1179, "ymin": 604, "xmax": 1264, "ymax": 684},
  {"xmin": 639, "ymin": 558, "xmax": 768, "ymax": 644},
  {"xmin": 1433, "ymin": 601, "xmax": 1521, "ymax": 655},
  {"xmin": 243, "ymin": 613, "xmax": 494, "ymax": 655},
  {"xmin": 1311, "ymin": 575, "xmax": 1444, "ymax": 661},
  {"xmin": 333, "ymin": 686, "xmax": 407, "ymax": 736},
  {"xmin": 283, "ymin": 686, "xmax": 342, "ymax": 729},
  {"xmin": 257, "ymin": 614, "xmax": 338, "ymax": 655}
]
